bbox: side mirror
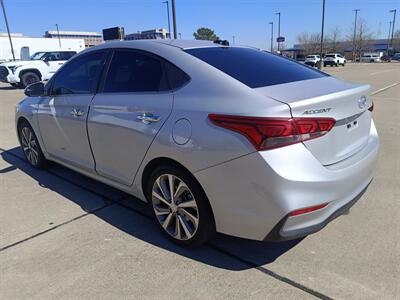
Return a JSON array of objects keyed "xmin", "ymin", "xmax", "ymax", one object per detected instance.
[{"xmin": 24, "ymin": 82, "xmax": 45, "ymax": 97}]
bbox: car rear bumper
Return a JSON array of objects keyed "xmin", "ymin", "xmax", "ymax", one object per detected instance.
[{"xmin": 194, "ymin": 120, "xmax": 379, "ymax": 241}]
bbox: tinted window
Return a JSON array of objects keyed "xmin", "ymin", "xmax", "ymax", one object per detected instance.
[
  {"xmin": 60, "ymin": 51, "xmax": 76, "ymax": 60},
  {"xmin": 185, "ymin": 47, "xmax": 327, "ymax": 88},
  {"xmin": 52, "ymin": 51, "xmax": 107, "ymax": 95},
  {"xmin": 103, "ymin": 50, "xmax": 169, "ymax": 93},
  {"xmin": 164, "ymin": 62, "xmax": 190, "ymax": 90}
]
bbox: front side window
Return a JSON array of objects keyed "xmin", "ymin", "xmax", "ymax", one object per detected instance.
[
  {"xmin": 52, "ymin": 51, "xmax": 107, "ymax": 95},
  {"xmin": 103, "ymin": 50, "xmax": 169, "ymax": 93},
  {"xmin": 185, "ymin": 47, "xmax": 327, "ymax": 88}
]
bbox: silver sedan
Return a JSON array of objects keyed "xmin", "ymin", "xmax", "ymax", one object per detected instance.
[{"xmin": 15, "ymin": 40, "xmax": 379, "ymax": 246}]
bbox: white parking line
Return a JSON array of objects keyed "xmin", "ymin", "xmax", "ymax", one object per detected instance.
[
  {"xmin": 370, "ymin": 69, "xmax": 399, "ymax": 76},
  {"xmin": 372, "ymin": 82, "xmax": 400, "ymax": 95}
]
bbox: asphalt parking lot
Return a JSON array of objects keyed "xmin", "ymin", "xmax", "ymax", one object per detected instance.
[{"xmin": 0, "ymin": 62, "xmax": 399, "ymax": 300}]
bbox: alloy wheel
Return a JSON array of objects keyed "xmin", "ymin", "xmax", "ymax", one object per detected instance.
[
  {"xmin": 151, "ymin": 174, "xmax": 199, "ymax": 240},
  {"xmin": 20, "ymin": 127, "xmax": 39, "ymax": 165}
]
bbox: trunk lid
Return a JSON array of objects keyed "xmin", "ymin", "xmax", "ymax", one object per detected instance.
[{"xmin": 255, "ymin": 77, "xmax": 373, "ymax": 165}]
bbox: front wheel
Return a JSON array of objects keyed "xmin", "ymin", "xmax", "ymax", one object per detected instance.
[
  {"xmin": 18, "ymin": 121, "xmax": 47, "ymax": 168},
  {"xmin": 21, "ymin": 72, "xmax": 40, "ymax": 88},
  {"xmin": 147, "ymin": 165, "xmax": 215, "ymax": 247}
]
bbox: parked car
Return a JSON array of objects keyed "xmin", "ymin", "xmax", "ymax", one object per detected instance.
[
  {"xmin": 392, "ymin": 53, "xmax": 400, "ymax": 61},
  {"xmin": 360, "ymin": 53, "xmax": 381, "ymax": 63},
  {"xmin": 0, "ymin": 51, "xmax": 76, "ymax": 88},
  {"xmin": 380, "ymin": 55, "xmax": 391, "ymax": 62},
  {"xmin": 324, "ymin": 53, "xmax": 346, "ymax": 67},
  {"xmin": 304, "ymin": 55, "xmax": 321, "ymax": 67},
  {"xmin": 16, "ymin": 40, "xmax": 378, "ymax": 247}
]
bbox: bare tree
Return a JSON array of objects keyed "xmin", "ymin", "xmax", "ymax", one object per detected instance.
[
  {"xmin": 347, "ymin": 17, "xmax": 374, "ymax": 59},
  {"xmin": 327, "ymin": 26, "xmax": 341, "ymax": 52},
  {"xmin": 297, "ymin": 32, "xmax": 322, "ymax": 55}
]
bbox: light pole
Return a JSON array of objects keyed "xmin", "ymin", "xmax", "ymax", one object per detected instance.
[
  {"xmin": 389, "ymin": 9, "xmax": 396, "ymax": 51},
  {"xmin": 232, "ymin": 35, "xmax": 235, "ymax": 44},
  {"xmin": 387, "ymin": 21, "xmax": 392, "ymax": 56},
  {"xmin": 162, "ymin": 1, "xmax": 171, "ymax": 38},
  {"xmin": 275, "ymin": 12, "xmax": 281, "ymax": 51},
  {"xmin": 55, "ymin": 23, "xmax": 62, "ymax": 48},
  {"xmin": 171, "ymin": 0, "xmax": 177, "ymax": 39},
  {"xmin": 352, "ymin": 9, "xmax": 360, "ymax": 62},
  {"xmin": 318, "ymin": 0, "xmax": 326, "ymax": 70},
  {"xmin": 0, "ymin": 0, "xmax": 15, "ymax": 61},
  {"xmin": 269, "ymin": 22, "xmax": 273, "ymax": 52}
]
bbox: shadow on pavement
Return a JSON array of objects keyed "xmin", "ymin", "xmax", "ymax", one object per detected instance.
[{"xmin": 1, "ymin": 146, "xmax": 302, "ymax": 270}]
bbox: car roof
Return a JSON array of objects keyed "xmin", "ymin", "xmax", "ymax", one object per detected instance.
[{"xmin": 96, "ymin": 39, "xmax": 238, "ymax": 50}]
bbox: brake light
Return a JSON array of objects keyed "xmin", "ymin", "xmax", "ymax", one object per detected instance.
[
  {"xmin": 288, "ymin": 203, "xmax": 328, "ymax": 217},
  {"xmin": 208, "ymin": 114, "xmax": 335, "ymax": 150},
  {"xmin": 368, "ymin": 101, "xmax": 374, "ymax": 112}
]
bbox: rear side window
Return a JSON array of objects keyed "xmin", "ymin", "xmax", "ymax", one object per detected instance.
[
  {"xmin": 103, "ymin": 50, "xmax": 169, "ymax": 93},
  {"xmin": 60, "ymin": 51, "xmax": 76, "ymax": 60},
  {"xmin": 164, "ymin": 62, "xmax": 190, "ymax": 90},
  {"xmin": 185, "ymin": 47, "xmax": 327, "ymax": 88}
]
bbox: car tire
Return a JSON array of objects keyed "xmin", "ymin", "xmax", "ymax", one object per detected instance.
[
  {"xmin": 21, "ymin": 72, "xmax": 40, "ymax": 88},
  {"xmin": 146, "ymin": 164, "xmax": 215, "ymax": 247},
  {"xmin": 18, "ymin": 120, "xmax": 47, "ymax": 168}
]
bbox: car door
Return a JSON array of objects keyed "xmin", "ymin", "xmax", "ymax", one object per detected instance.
[
  {"xmin": 87, "ymin": 49, "xmax": 176, "ymax": 186},
  {"xmin": 37, "ymin": 50, "xmax": 108, "ymax": 171}
]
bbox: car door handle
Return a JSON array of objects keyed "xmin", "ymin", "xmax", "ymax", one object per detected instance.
[
  {"xmin": 70, "ymin": 108, "xmax": 85, "ymax": 118},
  {"xmin": 136, "ymin": 113, "xmax": 161, "ymax": 124}
]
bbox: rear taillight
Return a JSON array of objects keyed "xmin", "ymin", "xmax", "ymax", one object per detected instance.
[
  {"xmin": 208, "ymin": 114, "xmax": 335, "ymax": 151},
  {"xmin": 288, "ymin": 203, "xmax": 328, "ymax": 217}
]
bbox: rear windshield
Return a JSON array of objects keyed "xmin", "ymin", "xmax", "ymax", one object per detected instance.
[
  {"xmin": 325, "ymin": 54, "xmax": 335, "ymax": 58},
  {"xmin": 185, "ymin": 47, "xmax": 327, "ymax": 88}
]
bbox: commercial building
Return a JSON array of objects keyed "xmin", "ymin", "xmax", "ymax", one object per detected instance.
[
  {"xmin": 44, "ymin": 30, "xmax": 103, "ymax": 47},
  {"xmin": 125, "ymin": 29, "xmax": 170, "ymax": 40},
  {"xmin": 284, "ymin": 38, "xmax": 400, "ymax": 60}
]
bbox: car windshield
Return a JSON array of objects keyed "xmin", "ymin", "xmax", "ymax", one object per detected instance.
[
  {"xmin": 185, "ymin": 47, "xmax": 327, "ymax": 88},
  {"xmin": 30, "ymin": 52, "xmax": 46, "ymax": 60}
]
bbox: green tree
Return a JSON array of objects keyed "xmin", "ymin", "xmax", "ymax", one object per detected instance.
[{"xmin": 193, "ymin": 27, "xmax": 219, "ymax": 41}]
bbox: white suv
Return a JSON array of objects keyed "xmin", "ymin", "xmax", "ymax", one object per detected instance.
[
  {"xmin": 360, "ymin": 54, "xmax": 381, "ymax": 63},
  {"xmin": 0, "ymin": 51, "xmax": 76, "ymax": 88},
  {"xmin": 304, "ymin": 55, "xmax": 321, "ymax": 67},
  {"xmin": 323, "ymin": 53, "xmax": 346, "ymax": 67}
]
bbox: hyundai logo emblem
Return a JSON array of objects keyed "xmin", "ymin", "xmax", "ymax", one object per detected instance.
[{"xmin": 358, "ymin": 96, "xmax": 367, "ymax": 109}]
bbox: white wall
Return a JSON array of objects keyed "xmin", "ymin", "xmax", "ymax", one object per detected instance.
[{"xmin": 0, "ymin": 37, "xmax": 85, "ymax": 61}]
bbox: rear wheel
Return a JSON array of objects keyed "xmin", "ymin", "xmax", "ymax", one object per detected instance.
[
  {"xmin": 18, "ymin": 121, "xmax": 47, "ymax": 168},
  {"xmin": 21, "ymin": 72, "xmax": 40, "ymax": 88},
  {"xmin": 146, "ymin": 165, "xmax": 215, "ymax": 247}
]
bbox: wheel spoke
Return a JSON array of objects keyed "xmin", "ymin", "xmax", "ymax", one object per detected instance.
[
  {"xmin": 180, "ymin": 208, "xmax": 199, "ymax": 227},
  {"xmin": 154, "ymin": 205, "xmax": 170, "ymax": 216},
  {"xmin": 162, "ymin": 213, "xmax": 173, "ymax": 229},
  {"xmin": 173, "ymin": 181, "xmax": 188, "ymax": 200},
  {"xmin": 22, "ymin": 128, "xmax": 29, "ymax": 144},
  {"xmin": 152, "ymin": 190, "xmax": 171, "ymax": 207},
  {"xmin": 178, "ymin": 199, "xmax": 197, "ymax": 209},
  {"xmin": 174, "ymin": 216, "xmax": 182, "ymax": 239},
  {"xmin": 156, "ymin": 177, "xmax": 169, "ymax": 202},
  {"xmin": 168, "ymin": 175, "xmax": 175, "ymax": 201},
  {"xmin": 178, "ymin": 215, "xmax": 193, "ymax": 239}
]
